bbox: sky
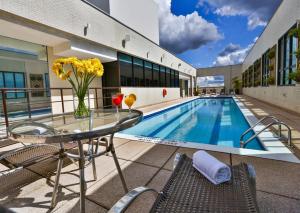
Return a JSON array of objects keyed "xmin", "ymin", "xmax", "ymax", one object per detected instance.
[{"xmin": 153, "ymin": 0, "xmax": 282, "ymax": 69}]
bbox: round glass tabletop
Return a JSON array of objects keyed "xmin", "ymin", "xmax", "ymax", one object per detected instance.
[{"xmin": 8, "ymin": 109, "xmax": 143, "ymax": 144}]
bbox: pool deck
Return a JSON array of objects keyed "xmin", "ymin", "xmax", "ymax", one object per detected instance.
[{"xmin": 1, "ymin": 96, "xmax": 300, "ymax": 212}]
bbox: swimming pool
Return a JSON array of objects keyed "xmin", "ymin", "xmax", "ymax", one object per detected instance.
[{"xmin": 121, "ymin": 98, "xmax": 265, "ymax": 150}]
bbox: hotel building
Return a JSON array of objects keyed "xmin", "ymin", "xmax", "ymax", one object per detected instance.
[
  {"xmin": 0, "ymin": 0, "xmax": 196, "ymax": 117},
  {"xmin": 242, "ymin": 0, "xmax": 300, "ymax": 114}
]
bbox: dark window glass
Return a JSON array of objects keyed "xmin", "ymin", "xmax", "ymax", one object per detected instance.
[
  {"xmin": 170, "ymin": 69, "xmax": 174, "ymax": 87},
  {"xmin": 277, "ymin": 25, "xmax": 298, "ymax": 86},
  {"xmin": 166, "ymin": 68, "xmax": 171, "ymax": 87},
  {"xmin": 133, "ymin": 58, "xmax": 144, "ymax": 87},
  {"xmin": 144, "ymin": 61, "xmax": 152, "ymax": 87},
  {"xmin": 159, "ymin": 66, "xmax": 166, "ymax": 87},
  {"xmin": 175, "ymin": 71, "xmax": 179, "ymax": 87},
  {"xmin": 4, "ymin": 72, "xmax": 15, "ymax": 99},
  {"xmin": 152, "ymin": 64, "xmax": 159, "ymax": 87},
  {"xmin": 262, "ymin": 52, "xmax": 269, "ymax": 86},
  {"xmin": 45, "ymin": 73, "xmax": 50, "ymax": 97},
  {"xmin": 1, "ymin": 72, "xmax": 25, "ymax": 99},
  {"xmin": 15, "ymin": 73, "xmax": 25, "ymax": 98},
  {"xmin": 119, "ymin": 53, "xmax": 133, "ymax": 86}
]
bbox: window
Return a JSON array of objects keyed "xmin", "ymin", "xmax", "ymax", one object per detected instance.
[
  {"xmin": 119, "ymin": 53, "xmax": 133, "ymax": 86},
  {"xmin": 144, "ymin": 61, "xmax": 152, "ymax": 87},
  {"xmin": 166, "ymin": 68, "xmax": 171, "ymax": 87},
  {"xmin": 159, "ymin": 66, "xmax": 166, "ymax": 87},
  {"xmin": 152, "ymin": 64, "xmax": 159, "ymax": 87},
  {"xmin": 0, "ymin": 71, "xmax": 25, "ymax": 99},
  {"xmin": 262, "ymin": 51, "xmax": 269, "ymax": 86},
  {"xmin": 45, "ymin": 73, "xmax": 50, "ymax": 97},
  {"xmin": 133, "ymin": 57, "xmax": 144, "ymax": 87},
  {"xmin": 278, "ymin": 25, "xmax": 298, "ymax": 85},
  {"xmin": 170, "ymin": 69, "xmax": 174, "ymax": 87},
  {"xmin": 175, "ymin": 71, "xmax": 179, "ymax": 87}
]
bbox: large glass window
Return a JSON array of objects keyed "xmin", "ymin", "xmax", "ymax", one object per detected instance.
[
  {"xmin": 144, "ymin": 61, "xmax": 152, "ymax": 87},
  {"xmin": 170, "ymin": 69, "xmax": 174, "ymax": 87},
  {"xmin": 119, "ymin": 53, "xmax": 133, "ymax": 87},
  {"xmin": 152, "ymin": 64, "xmax": 160, "ymax": 87},
  {"xmin": 278, "ymin": 25, "xmax": 298, "ymax": 85},
  {"xmin": 0, "ymin": 71, "xmax": 25, "ymax": 99},
  {"xmin": 133, "ymin": 57, "xmax": 144, "ymax": 87},
  {"xmin": 166, "ymin": 68, "xmax": 171, "ymax": 87},
  {"xmin": 262, "ymin": 51, "xmax": 269, "ymax": 86},
  {"xmin": 159, "ymin": 66, "xmax": 166, "ymax": 87},
  {"xmin": 175, "ymin": 71, "xmax": 179, "ymax": 87}
]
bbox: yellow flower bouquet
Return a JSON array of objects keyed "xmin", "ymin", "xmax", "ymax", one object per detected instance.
[{"xmin": 52, "ymin": 57, "xmax": 104, "ymax": 118}]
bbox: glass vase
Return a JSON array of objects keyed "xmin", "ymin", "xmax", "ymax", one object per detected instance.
[{"xmin": 74, "ymin": 97, "xmax": 90, "ymax": 119}]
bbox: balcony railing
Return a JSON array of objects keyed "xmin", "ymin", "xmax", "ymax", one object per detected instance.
[{"xmin": 0, "ymin": 87, "xmax": 120, "ymax": 137}]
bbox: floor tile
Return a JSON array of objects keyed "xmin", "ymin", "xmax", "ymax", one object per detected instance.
[
  {"xmin": 257, "ymin": 191, "xmax": 300, "ymax": 213},
  {"xmin": 132, "ymin": 143, "xmax": 177, "ymax": 168},
  {"xmin": 232, "ymin": 155, "xmax": 300, "ymax": 199},
  {"xmin": 86, "ymin": 161, "xmax": 159, "ymax": 208},
  {"xmin": 49, "ymin": 155, "xmax": 128, "ymax": 193}
]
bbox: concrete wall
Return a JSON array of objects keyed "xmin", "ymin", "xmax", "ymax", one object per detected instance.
[
  {"xmin": 121, "ymin": 87, "xmax": 180, "ymax": 108},
  {"xmin": 197, "ymin": 64, "xmax": 242, "ymax": 94},
  {"xmin": 110, "ymin": 0, "xmax": 159, "ymax": 44},
  {"xmin": 0, "ymin": 0, "xmax": 196, "ymax": 77},
  {"xmin": 243, "ymin": 85, "xmax": 300, "ymax": 114}
]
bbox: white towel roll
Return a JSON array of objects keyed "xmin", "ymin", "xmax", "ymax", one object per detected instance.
[{"xmin": 192, "ymin": 150, "xmax": 231, "ymax": 185}]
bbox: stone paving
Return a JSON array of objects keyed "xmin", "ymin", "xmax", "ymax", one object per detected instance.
[{"xmin": 1, "ymin": 97, "xmax": 300, "ymax": 213}]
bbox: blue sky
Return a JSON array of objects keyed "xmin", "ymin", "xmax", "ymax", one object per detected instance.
[{"xmin": 154, "ymin": 0, "xmax": 282, "ymax": 68}]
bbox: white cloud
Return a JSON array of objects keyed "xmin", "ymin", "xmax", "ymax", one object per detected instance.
[
  {"xmin": 198, "ymin": 75, "xmax": 225, "ymax": 87},
  {"xmin": 154, "ymin": 0, "xmax": 222, "ymax": 54},
  {"xmin": 199, "ymin": 0, "xmax": 282, "ymax": 29},
  {"xmin": 213, "ymin": 38, "xmax": 257, "ymax": 66}
]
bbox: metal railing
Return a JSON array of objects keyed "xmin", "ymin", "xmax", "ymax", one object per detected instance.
[
  {"xmin": 0, "ymin": 87, "xmax": 120, "ymax": 137},
  {"xmin": 240, "ymin": 116, "xmax": 292, "ymax": 148}
]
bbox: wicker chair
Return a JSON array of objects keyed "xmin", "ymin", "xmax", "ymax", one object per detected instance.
[{"xmin": 109, "ymin": 154, "xmax": 259, "ymax": 213}]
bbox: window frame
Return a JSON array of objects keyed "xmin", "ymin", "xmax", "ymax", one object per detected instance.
[{"xmin": 0, "ymin": 71, "xmax": 26, "ymax": 99}]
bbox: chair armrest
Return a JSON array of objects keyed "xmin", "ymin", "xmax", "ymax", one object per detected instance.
[{"xmin": 108, "ymin": 186, "xmax": 158, "ymax": 213}]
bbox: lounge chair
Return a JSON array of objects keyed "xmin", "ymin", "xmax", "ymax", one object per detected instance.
[{"xmin": 109, "ymin": 154, "xmax": 259, "ymax": 213}]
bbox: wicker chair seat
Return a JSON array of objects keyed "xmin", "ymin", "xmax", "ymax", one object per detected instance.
[{"xmin": 151, "ymin": 155, "xmax": 259, "ymax": 213}]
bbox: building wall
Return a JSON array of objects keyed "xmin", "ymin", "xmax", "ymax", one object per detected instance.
[
  {"xmin": 243, "ymin": 86, "xmax": 300, "ymax": 113},
  {"xmin": 110, "ymin": 0, "xmax": 159, "ymax": 44},
  {"xmin": 0, "ymin": 0, "xmax": 196, "ymax": 77},
  {"xmin": 121, "ymin": 87, "xmax": 180, "ymax": 108},
  {"xmin": 197, "ymin": 64, "xmax": 242, "ymax": 94}
]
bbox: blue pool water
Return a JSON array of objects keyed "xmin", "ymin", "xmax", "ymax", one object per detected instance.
[{"xmin": 122, "ymin": 98, "xmax": 264, "ymax": 150}]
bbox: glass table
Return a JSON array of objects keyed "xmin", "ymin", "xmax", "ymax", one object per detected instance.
[{"xmin": 8, "ymin": 109, "xmax": 143, "ymax": 213}]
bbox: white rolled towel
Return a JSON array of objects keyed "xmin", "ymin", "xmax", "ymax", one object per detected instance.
[{"xmin": 192, "ymin": 150, "xmax": 231, "ymax": 185}]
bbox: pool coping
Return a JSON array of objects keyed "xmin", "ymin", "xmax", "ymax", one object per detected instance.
[{"xmin": 116, "ymin": 96, "xmax": 300, "ymax": 163}]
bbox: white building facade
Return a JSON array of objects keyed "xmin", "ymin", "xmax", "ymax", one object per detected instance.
[
  {"xmin": 242, "ymin": 0, "xmax": 300, "ymax": 113},
  {"xmin": 0, "ymin": 0, "xmax": 196, "ymax": 115}
]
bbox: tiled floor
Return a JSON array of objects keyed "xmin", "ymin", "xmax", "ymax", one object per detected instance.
[{"xmin": 1, "ymin": 97, "xmax": 300, "ymax": 213}]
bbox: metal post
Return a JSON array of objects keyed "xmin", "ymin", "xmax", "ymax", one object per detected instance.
[
  {"xmin": 26, "ymin": 89, "xmax": 32, "ymax": 118},
  {"xmin": 60, "ymin": 88, "xmax": 65, "ymax": 113},
  {"xmin": 77, "ymin": 140, "xmax": 86, "ymax": 213},
  {"xmin": 278, "ymin": 123, "xmax": 282, "ymax": 138},
  {"xmin": 109, "ymin": 134, "xmax": 128, "ymax": 193},
  {"xmin": 1, "ymin": 89, "xmax": 9, "ymax": 135},
  {"xmin": 95, "ymin": 88, "xmax": 99, "ymax": 109},
  {"xmin": 50, "ymin": 155, "xmax": 64, "ymax": 209},
  {"xmin": 287, "ymin": 126, "xmax": 292, "ymax": 147}
]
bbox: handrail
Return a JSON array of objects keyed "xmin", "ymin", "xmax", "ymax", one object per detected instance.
[
  {"xmin": 240, "ymin": 116, "xmax": 279, "ymax": 141},
  {"xmin": 240, "ymin": 116, "xmax": 292, "ymax": 148}
]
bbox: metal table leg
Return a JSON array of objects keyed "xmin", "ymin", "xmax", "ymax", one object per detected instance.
[
  {"xmin": 50, "ymin": 153, "xmax": 64, "ymax": 209},
  {"xmin": 77, "ymin": 140, "xmax": 86, "ymax": 213},
  {"xmin": 109, "ymin": 135, "xmax": 128, "ymax": 193}
]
